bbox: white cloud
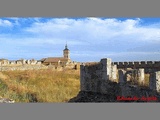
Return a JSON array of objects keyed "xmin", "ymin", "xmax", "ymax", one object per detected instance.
[
  {"xmin": 24, "ymin": 18, "xmax": 160, "ymax": 44},
  {"xmin": 1, "ymin": 18, "xmax": 160, "ymax": 61},
  {"xmin": 0, "ymin": 19, "xmax": 13, "ymax": 27},
  {"xmin": 5, "ymin": 17, "xmax": 43, "ymax": 27}
]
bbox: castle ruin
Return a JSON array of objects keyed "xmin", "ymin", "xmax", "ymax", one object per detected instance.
[
  {"xmin": 80, "ymin": 58, "xmax": 160, "ymax": 96},
  {"xmin": 0, "ymin": 44, "xmax": 80, "ymax": 71}
]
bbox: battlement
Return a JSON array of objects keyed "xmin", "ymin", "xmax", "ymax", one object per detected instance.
[
  {"xmin": 0, "ymin": 59, "xmax": 41, "ymax": 66},
  {"xmin": 80, "ymin": 58, "xmax": 160, "ymax": 95},
  {"xmin": 0, "ymin": 58, "xmax": 78, "ymax": 71},
  {"xmin": 113, "ymin": 61, "xmax": 160, "ymax": 71},
  {"xmin": 82, "ymin": 62, "xmax": 100, "ymax": 66}
]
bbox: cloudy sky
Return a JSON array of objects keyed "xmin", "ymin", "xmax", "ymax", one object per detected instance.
[{"xmin": 0, "ymin": 17, "xmax": 160, "ymax": 62}]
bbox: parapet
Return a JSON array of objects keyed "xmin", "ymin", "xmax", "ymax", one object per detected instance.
[
  {"xmin": 113, "ymin": 60, "xmax": 160, "ymax": 70},
  {"xmin": 81, "ymin": 62, "xmax": 100, "ymax": 66},
  {"xmin": 80, "ymin": 58, "xmax": 160, "ymax": 95}
]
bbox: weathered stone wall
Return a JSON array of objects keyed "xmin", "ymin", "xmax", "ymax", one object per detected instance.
[
  {"xmin": 0, "ymin": 63, "xmax": 77, "ymax": 71},
  {"xmin": 122, "ymin": 69, "xmax": 145, "ymax": 85},
  {"xmin": 0, "ymin": 59, "xmax": 78, "ymax": 71},
  {"xmin": 0, "ymin": 59, "xmax": 41, "ymax": 66},
  {"xmin": 111, "ymin": 65, "xmax": 117, "ymax": 82},
  {"xmin": 113, "ymin": 61, "xmax": 160, "ymax": 73},
  {"xmin": 149, "ymin": 71, "xmax": 160, "ymax": 92},
  {"xmin": 80, "ymin": 62, "xmax": 101, "ymax": 93},
  {"xmin": 80, "ymin": 58, "xmax": 160, "ymax": 95},
  {"xmin": 0, "ymin": 65, "xmax": 48, "ymax": 71},
  {"xmin": 138, "ymin": 69, "xmax": 145, "ymax": 85},
  {"xmin": 118, "ymin": 69, "xmax": 126, "ymax": 84},
  {"xmin": 80, "ymin": 58, "xmax": 117, "ymax": 94}
]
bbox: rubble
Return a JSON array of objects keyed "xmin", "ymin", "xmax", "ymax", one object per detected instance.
[
  {"xmin": 0, "ymin": 96, "xmax": 15, "ymax": 103},
  {"xmin": 69, "ymin": 82, "xmax": 160, "ymax": 103}
]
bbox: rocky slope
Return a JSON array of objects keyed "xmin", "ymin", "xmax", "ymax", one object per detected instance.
[{"xmin": 69, "ymin": 82, "xmax": 160, "ymax": 103}]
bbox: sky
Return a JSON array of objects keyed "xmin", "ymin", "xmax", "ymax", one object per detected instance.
[{"xmin": 0, "ymin": 17, "xmax": 160, "ymax": 62}]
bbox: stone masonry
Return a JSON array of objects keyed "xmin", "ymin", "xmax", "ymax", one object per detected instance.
[
  {"xmin": 111, "ymin": 64, "xmax": 117, "ymax": 82},
  {"xmin": 80, "ymin": 58, "xmax": 160, "ymax": 95},
  {"xmin": 138, "ymin": 69, "xmax": 145, "ymax": 85},
  {"xmin": 101, "ymin": 58, "xmax": 112, "ymax": 81},
  {"xmin": 118, "ymin": 69, "xmax": 126, "ymax": 84},
  {"xmin": 80, "ymin": 58, "xmax": 117, "ymax": 94},
  {"xmin": 113, "ymin": 61, "xmax": 160, "ymax": 73},
  {"xmin": 149, "ymin": 71, "xmax": 160, "ymax": 92}
]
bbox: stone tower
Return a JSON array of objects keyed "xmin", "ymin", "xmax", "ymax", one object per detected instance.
[{"xmin": 63, "ymin": 44, "xmax": 70, "ymax": 59}]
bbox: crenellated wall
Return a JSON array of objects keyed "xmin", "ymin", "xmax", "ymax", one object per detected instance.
[
  {"xmin": 0, "ymin": 65, "xmax": 48, "ymax": 71},
  {"xmin": 80, "ymin": 58, "xmax": 160, "ymax": 95},
  {"xmin": 113, "ymin": 61, "xmax": 160, "ymax": 73},
  {"xmin": 0, "ymin": 59, "xmax": 78, "ymax": 71}
]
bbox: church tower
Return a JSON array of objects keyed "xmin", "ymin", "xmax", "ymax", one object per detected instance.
[{"xmin": 63, "ymin": 43, "xmax": 70, "ymax": 59}]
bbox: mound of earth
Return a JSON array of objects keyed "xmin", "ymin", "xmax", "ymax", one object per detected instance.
[
  {"xmin": 69, "ymin": 91, "xmax": 160, "ymax": 102},
  {"xmin": 69, "ymin": 82, "xmax": 160, "ymax": 103}
]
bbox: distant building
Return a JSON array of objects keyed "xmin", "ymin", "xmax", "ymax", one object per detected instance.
[
  {"xmin": 0, "ymin": 44, "xmax": 79, "ymax": 70},
  {"xmin": 41, "ymin": 44, "xmax": 73, "ymax": 68}
]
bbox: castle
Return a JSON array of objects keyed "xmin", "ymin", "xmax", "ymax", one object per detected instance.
[
  {"xmin": 0, "ymin": 44, "xmax": 79, "ymax": 71},
  {"xmin": 80, "ymin": 58, "xmax": 160, "ymax": 97}
]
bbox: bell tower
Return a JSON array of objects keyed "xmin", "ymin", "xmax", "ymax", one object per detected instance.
[{"xmin": 63, "ymin": 43, "xmax": 70, "ymax": 59}]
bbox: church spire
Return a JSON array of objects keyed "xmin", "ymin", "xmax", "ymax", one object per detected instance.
[
  {"xmin": 65, "ymin": 42, "xmax": 68, "ymax": 49},
  {"xmin": 63, "ymin": 43, "xmax": 70, "ymax": 59},
  {"xmin": 64, "ymin": 42, "xmax": 69, "ymax": 50}
]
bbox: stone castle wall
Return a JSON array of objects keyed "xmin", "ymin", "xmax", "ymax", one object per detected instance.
[
  {"xmin": 113, "ymin": 61, "xmax": 160, "ymax": 72},
  {"xmin": 0, "ymin": 59, "xmax": 78, "ymax": 71},
  {"xmin": 0, "ymin": 59, "xmax": 41, "ymax": 66},
  {"xmin": 0, "ymin": 64, "xmax": 77, "ymax": 71},
  {"xmin": 0, "ymin": 65, "xmax": 48, "ymax": 71},
  {"xmin": 80, "ymin": 58, "xmax": 117, "ymax": 94},
  {"xmin": 149, "ymin": 71, "xmax": 160, "ymax": 92},
  {"xmin": 80, "ymin": 58, "xmax": 160, "ymax": 95}
]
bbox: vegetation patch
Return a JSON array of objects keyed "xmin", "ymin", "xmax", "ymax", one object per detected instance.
[{"xmin": 0, "ymin": 69, "xmax": 80, "ymax": 102}]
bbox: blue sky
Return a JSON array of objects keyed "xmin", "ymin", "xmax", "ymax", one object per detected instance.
[{"xmin": 0, "ymin": 17, "xmax": 160, "ymax": 62}]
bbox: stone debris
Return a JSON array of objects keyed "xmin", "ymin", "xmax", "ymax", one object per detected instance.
[
  {"xmin": 0, "ymin": 96, "xmax": 15, "ymax": 103},
  {"xmin": 69, "ymin": 84, "xmax": 160, "ymax": 102},
  {"xmin": 68, "ymin": 88, "xmax": 160, "ymax": 103}
]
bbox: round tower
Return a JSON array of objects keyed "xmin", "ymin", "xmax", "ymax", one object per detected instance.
[{"xmin": 63, "ymin": 44, "xmax": 70, "ymax": 59}]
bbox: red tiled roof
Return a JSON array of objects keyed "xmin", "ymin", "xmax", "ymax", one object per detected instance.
[{"xmin": 39, "ymin": 58, "xmax": 46, "ymax": 62}]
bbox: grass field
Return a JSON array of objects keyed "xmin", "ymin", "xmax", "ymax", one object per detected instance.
[
  {"xmin": 0, "ymin": 69, "xmax": 80, "ymax": 103},
  {"xmin": 0, "ymin": 68, "xmax": 151, "ymax": 103}
]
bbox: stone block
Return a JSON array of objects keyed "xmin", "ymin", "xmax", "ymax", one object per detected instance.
[
  {"xmin": 118, "ymin": 69, "xmax": 126, "ymax": 84},
  {"xmin": 137, "ymin": 69, "xmax": 145, "ymax": 85},
  {"xmin": 149, "ymin": 71, "xmax": 160, "ymax": 92},
  {"xmin": 111, "ymin": 65, "xmax": 117, "ymax": 82}
]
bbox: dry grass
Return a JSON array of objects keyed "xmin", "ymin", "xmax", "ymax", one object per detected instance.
[
  {"xmin": 0, "ymin": 68, "xmax": 151, "ymax": 103},
  {"xmin": 144, "ymin": 74, "xmax": 150, "ymax": 86},
  {"xmin": 0, "ymin": 69, "xmax": 80, "ymax": 103}
]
